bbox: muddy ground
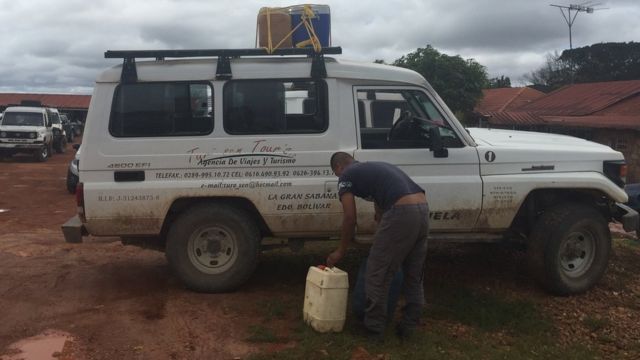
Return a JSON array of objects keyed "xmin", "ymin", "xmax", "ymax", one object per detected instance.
[{"xmin": 0, "ymin": 144, "xmax": 638, "ymax": 359}]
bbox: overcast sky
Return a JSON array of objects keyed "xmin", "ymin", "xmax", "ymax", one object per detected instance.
[{"xmin": 1, "ymin": 0, "xmax": 638, "ymax": 94}]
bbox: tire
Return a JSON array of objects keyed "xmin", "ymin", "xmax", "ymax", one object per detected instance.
[
  {"xmin": 55, "ymin": 137, "xmax": 67, "ymax": 154},
  {"xmin": 166, "ymin": 203, "xmax": 261, "ymax": 293},
  {"xmin": 34, "ymin": 145, "xmax": 49, "ymax": 162},
  {"xmin": 527, "ymin": 203, "xmax": 611, "ymax": 295},
  {"xmin": 66, "ymin": 168, "xmax": 78, "ymax": 194}
]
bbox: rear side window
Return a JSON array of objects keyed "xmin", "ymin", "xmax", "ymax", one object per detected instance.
[
  {"xmin": 223, "ymin": 80, "xmax": 327, "ymax": 134},
  {"xmin": 110, "ymin": 82, "xmax": 213, "ymax": 137}
]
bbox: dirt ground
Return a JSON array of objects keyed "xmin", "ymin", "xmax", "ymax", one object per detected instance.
[{"xmin": 0, "ymin": 143, "xmax": 639, "ymax": 359}]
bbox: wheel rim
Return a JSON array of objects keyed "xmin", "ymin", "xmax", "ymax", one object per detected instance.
[
  {"xmin": 187, "ymin": 225, "xmax": 238, "ymax": 274},
  {"xmin": 559, "ymin": 230, "xmax": 596, "ymax": 278},
  {"xmin": 41, "ymin": 146, "xmax": 48, "ymax": 158}
]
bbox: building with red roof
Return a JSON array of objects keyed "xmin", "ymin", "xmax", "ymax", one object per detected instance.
[
  {"xmin": 0, "ymin": 93, "xmax": 91, "ymax": 123},
  {"xmin": 475, "ymin": 80, "xmax": 640, "ymax": 182}
]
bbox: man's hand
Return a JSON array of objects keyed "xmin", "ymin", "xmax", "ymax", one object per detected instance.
[
  {"xmin": 326, "ymin": 248, "xmax": 345, "ymax": 268},
  {"xmin": 374, "ymin": 203, "xmax": 382, "ymax": 224}
]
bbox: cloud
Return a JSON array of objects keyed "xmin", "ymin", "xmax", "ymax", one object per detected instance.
[{"xmin": 0, "ymin": 0, "xmax": 637, "ymax": 93}]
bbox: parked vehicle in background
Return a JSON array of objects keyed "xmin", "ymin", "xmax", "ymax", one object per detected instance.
[
  {"xmin": 0, "ymin": 106, "xmax": 54, "ymax": 161},
  {"xmin": 61, "ymin": 114, "xmax": 74, "ymax": 142},
  {"xmin": 48, "ymin": 108, "xmax": 67, "ymax": 153},
  {"xmin": 64, "ymin": 46, "xmax": 638, "ymax": 295},
  {"xmin": 71, "ymin": 119, "xmax": 83, "ymax": 137},
  {"xmin": 625, "ymin": 184, "xmax": 640, "ymax": 233},
  {"xmin": 67, "ymin": 144, "xmax": 81, "ymax": 193}
]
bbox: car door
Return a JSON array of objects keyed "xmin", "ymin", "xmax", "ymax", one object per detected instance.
[{"xmin": 352, "ymin": 86, "xmax": 482, "ymax": 233}]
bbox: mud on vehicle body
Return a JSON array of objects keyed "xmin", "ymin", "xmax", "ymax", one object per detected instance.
[{"xmin": 62, "ymin": 47, "xmax": 639, "ymax": 295}]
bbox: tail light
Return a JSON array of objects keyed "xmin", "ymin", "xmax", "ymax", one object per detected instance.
[
  {"xmin": 603, "ymin": 161, "xmax": 626, "ymax": 188},
  {"xmin": 76, "ymin": 182, "xmax": 86, "ymax": 221}
]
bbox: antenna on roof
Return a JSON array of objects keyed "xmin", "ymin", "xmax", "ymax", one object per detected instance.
[{"xmin": 550, "ymin": 3, "xmax": 608, "ymax": 49}]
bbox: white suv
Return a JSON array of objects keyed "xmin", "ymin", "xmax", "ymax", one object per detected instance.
[
  {"xmin": 62, "ymin": 47, "xmax": 638, "ymax": 295},
  {"xmin": 0, "ymin": 106, "xmax": 54, "ymax": 161}
]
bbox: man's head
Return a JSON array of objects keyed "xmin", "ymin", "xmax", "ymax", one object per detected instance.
[{"xmin": 330, "ymin": 152, "xmax": 354, "ymax": 177}]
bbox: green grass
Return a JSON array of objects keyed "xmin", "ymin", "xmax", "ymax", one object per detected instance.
[
  {"xmin": 247, "ymin": 244, "xmax": 600, "ymax": 359},
  {"xmin": 247, "ymin": 324, "xmax": 280, "ymax": 343},
  {"xmin": 583, "ymin": 316, "xmax": 610, "ymax": 332},
  {"xmin": 246, "ymin": 282, "xmax": 595, "ymax": 360},
  {"xmin": 426, "ymin": 282, "xmax": 552, "ymax": 335},
  {"xmin": 620, "ymin": 238, "xmax": 640, "ymax": 249},
  {"xmin": 258, "ymin": 298, "xmax": 288, "ymax": 321}
]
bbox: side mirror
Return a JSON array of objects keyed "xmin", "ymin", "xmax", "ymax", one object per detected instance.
[{"xmin": 429, "ymin": 127, "xmax": 448, "ymax": 158}]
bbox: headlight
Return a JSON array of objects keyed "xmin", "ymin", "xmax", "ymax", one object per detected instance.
[
  {"xmin": 0, "ymin": 132, "xmax": 6, "ymax": 138},
  {"xmin": 604, "ymin": 160, "xmax": 627, "ymax": 188}
]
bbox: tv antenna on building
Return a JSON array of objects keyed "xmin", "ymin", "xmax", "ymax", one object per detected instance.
[{"xmin": 550, "ymin": 2, "xmax": 607, "ymax": 49}]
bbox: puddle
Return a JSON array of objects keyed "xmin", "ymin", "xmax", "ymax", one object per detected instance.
[
  {"xmin": 0, "ymin": 209, "xmax": 9, "ymax": 213},
  {"xmin": 2, "ymin": 330, "xmax": 75, "ymax": 360}
]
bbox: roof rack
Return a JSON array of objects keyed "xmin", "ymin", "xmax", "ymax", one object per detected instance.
[{"xmin": 104, "ymin": 46, "xmax": 342, "ymax": 83}]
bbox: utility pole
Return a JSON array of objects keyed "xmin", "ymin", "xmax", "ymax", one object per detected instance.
[{"xmin": 550, "ymin": 2, "xmax": 604, "ymax": 49}]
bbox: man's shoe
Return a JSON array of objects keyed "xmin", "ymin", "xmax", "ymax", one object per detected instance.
[
  {"xmin": 395, "ymin": 323, "xmax": 414, "ymax": 341},
  {"xmin": 354, "ymin": 323, "xmax": 385, "ymax": 344}
]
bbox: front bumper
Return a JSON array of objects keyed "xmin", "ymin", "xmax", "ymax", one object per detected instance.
[
  {"xmin": 613, "ymin": 202, "xmax": 639, "ymax": 233},
  {"xmin": 0, "ymin": 141, "xmax": 44, "ymax": 150}
]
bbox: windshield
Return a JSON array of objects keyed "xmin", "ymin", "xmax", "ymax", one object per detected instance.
[
  {"xmin": 1, "ymin": 112, "xmax": 45, "ymax": 126},
  {"xmin": 48, "ymin": 111, "xmax": 60, "ymax": 124}
]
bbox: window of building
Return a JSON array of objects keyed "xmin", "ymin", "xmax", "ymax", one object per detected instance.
[
  {"xmin": 109, "ymin": 82, "xmax": 213, "ymax": 137},
  {"xmin": 223, "ymin": 80, "xmax": 327, "ymax": 135},
  {"xmin": 357, "ymin": 89, "xmax": 462, "ymax": 149}
]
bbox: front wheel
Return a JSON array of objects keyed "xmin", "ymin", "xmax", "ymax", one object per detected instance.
[
  {"xmin": 166, "ymin": 203, "xmax": 261, "ymax": 293},
  {"xmin": 527, "ymin": 203, "xmax": 611, "ymax": 295},
  {"xmin": 34, "ymin": 145, "xmax": 49, "ymax": 162}
]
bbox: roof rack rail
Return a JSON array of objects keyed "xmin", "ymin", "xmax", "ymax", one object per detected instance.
[{"xmin": 104, "ymin": 46, "xmax": 343, "ymax": 83}]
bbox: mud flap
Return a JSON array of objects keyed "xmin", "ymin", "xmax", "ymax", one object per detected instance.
[
  {"xmin": 613, "ymin": 203, "xmax": 639, "ymax": 233},
  {"xmin": 61, "ymin": 215, "xmax": 87, "ymax": 243}
]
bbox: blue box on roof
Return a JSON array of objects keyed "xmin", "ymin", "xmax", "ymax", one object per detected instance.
[{"xmin": 290, "ymin": 4, "xmax": 331, "ymax": 48}]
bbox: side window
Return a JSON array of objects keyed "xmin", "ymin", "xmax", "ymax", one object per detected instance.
[
  {"xmin": 357, "ymin": 89, "xmax": 462, "ymax": 149},
  {"xmin": 49, "ymin": 111, "xmax": 61, "ymax": 125},
  {"xmin": 223, "ymin": 79, "xmax": 327, "ymax": 134},
  {"xmin": 109, "ymin": 82, "xmax": 213, "ymax": 137}
]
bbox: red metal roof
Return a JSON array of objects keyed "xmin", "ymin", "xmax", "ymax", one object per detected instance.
[
  {"xmin": 485, "ymin": 111, "xmax": 544, "ymax": 126},
  {"xmin": 475, "ymin": 87, "xmax": 545, "ymax": 114},
  {"xmin": 519, "ymin": 80, "xmax": 640, "ymax": 116},
  {"xmin": 0, "ymin": 93, "xmax": 91, "ymax": 110},
  {"xmin": 542, "ymin": 115, "xmax": 640, "ymax": 130}
]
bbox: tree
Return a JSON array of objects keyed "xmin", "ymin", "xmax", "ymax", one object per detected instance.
[
  {"xmin": 563, "ymin": 42, "xmax": 640, "ymax": 83},
  {"xmin": 487, "ymin": 75, "xmax": 512, "ymax": 89},
  {"xmin": 393, "ymin": 45, "xmax": 488, "ymax": 117},
  {"xmin": 524, "ymin": 52, "xmax": 572, "ymax": 91},
  {"xmin": 525, "ymin": 42, "xmax": 640, "ymax": 90}
]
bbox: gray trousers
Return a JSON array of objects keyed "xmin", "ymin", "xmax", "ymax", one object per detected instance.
[{"xmin": 364, "ymin": 203, "xmax": 429, "ymax": 333}]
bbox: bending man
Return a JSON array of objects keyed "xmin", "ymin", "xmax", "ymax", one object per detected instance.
[{"xmin": 327, "ymin": 152, "xmax": 429, "ymax": 338}]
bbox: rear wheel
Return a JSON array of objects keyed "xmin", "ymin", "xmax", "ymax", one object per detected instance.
[
  {"xmin": 527, "ymin": 203, "xmax": 611, "ymax": 295},
  {"xmin": 166, "ymin": 203, "xmax": 261, "ymax": 292}
]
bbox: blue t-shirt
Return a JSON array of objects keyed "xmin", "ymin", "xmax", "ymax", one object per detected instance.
[{"xmin": 337, "ymin": 161, "xmax": 424, "ymax": 211}]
